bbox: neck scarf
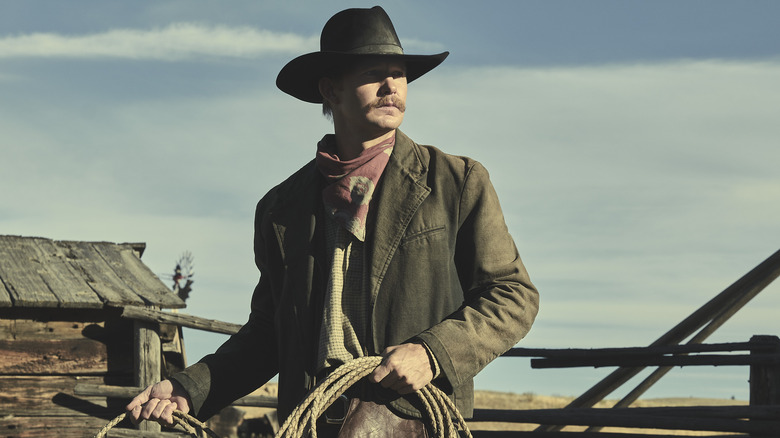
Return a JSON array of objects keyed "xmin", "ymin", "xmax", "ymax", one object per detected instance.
[{"xmin": 315, "ymin": 134, "xmax": 395, "ymax": 241}]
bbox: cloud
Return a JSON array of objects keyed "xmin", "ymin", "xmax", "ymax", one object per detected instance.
[
  {"xmin": 0, "ymin": 23, "xmax": 318, "ymax": 60},
  {"xmin": 2, "ymin": 57, "xmax": 778, "ymax": 399}
]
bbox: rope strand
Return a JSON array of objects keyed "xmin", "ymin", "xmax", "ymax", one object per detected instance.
[
  {"xmin": 93, "ymin": 410, "xmax": 219, "ymax": 438},
  {"xmin": 94, "ymin": 356, "xmax": 471, "ymax": 438},
  {"xmin": 276, "ymin": 356, "xmax": 472, "ymax": 438}
]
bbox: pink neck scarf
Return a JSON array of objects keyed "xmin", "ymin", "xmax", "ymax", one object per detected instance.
[{"xmin": 315, "ymin": 134, "xmax": 395, "ymax": 241}]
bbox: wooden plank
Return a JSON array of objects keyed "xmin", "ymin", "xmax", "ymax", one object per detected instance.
[
  {"xmin": 0, "ymin": 338, "xmax": 134, "ymax": 375},
  {"xmin": 531, "ymin": 354, "xmax": 780, "ymax": 369},
  {"xmin": 63, "ymin": 241, "xmax": 145, "ymax": 307},
  {"xmin": 0, "ymin": 375, "xmax": 120, "ymax": 417},
  {"xmin": 0, "ymin": 415, "xmax": 120, "ymax": 438},
  {"xmin": 506, "ymin": 341, "xmax": 759, "ymax": 358},
  {"xmin": 0, "ymin": 272, "xmax": 12, "ymax": 307},
  {"xmin": 30, "ymin": 238, "xmax": 104, "ymax": 309},
  {"xmin": 75, "ymin": 383, "xmax": 144, "ymax": 399},
  {"xmin": 0, "ymin": 319, "xmax": 104, "ymax": 341},
  {"xmin": 121, "ymin": 306, "xmax": 242, "ymax": 335},
  {"xmin": 0, "ymin": 235, "xmax": 59, "ymax": 307},
  {"xmin": 93, "ymin": 243, "xmax": 184, "ymax": 309}
]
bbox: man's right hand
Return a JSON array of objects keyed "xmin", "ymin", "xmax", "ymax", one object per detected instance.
[{"xmin": 126, "ymin": 379, "xmax": 192, "ymax": 426}]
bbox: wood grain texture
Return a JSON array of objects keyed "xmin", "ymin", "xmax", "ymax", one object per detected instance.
[
  {"xmin": 0, "ymin": 236, "xmax": 184, "ymax": 309},
  {"xmin": 0, "ymin": 338, "xmax": 111, "ymax": 375},
  {"xmin": 0, "ymin": 236, "xmax": 60, "ymax": 307}
]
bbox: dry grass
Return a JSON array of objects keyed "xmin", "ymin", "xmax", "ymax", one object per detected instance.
[
  {"xmin": 472, "ymin": 390, "xmax": 748, "ymax": 435},
  {"xmin": 237, "ymin": 383, "xmax": 749, "ymax": 436}
]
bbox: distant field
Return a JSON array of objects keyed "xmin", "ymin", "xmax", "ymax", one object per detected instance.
[
  {"xmin": 237, "ymin": 384, "xmax": 749, "ymax": 435},
  {"xmin": 472, "ymin": 390, "xmax": 749, "ymax": 434}
]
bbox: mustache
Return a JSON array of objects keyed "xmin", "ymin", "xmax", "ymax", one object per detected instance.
[{"xmin": 373, "ymin": 97, "xmax": 406, "ymax": 112}]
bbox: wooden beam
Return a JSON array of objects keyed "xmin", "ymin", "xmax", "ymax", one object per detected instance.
[
  {"xmin": 121, "ymin": 306, "xmax": 242, "ymax": 335},
  {"xmin": 75, "ymin": 383, "xmax": 279, "ymax": 408},
  {"xmin": 537, "ymin": 249, "xmax": 780, "ymax": 432},
  {"xmin": 505, "ymin": 341, "xmax": 760, "ymax": 358},
  {"xmin": 134, "ymin": 319, "xmax": 162, "ymax": 433},
  {"xmin": 75, "ymin": 383, "xmax": 144, "ymax": 399},
  {"xmin": 531, "ymin": 353, "xmax": 780, "ymax": 369}
]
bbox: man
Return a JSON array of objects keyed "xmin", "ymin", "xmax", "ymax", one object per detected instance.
[{"xmin": 128, "ymin": 6, "xmax": 539, "ymax": 436}]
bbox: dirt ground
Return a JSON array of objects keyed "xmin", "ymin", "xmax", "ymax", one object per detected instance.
[{"xmin": 231, "ymin": 383, "xmax": 749, "ymax": 436}]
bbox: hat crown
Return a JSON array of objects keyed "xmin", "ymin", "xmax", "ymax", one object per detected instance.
[{"xmin": 320, "ymin": 6, "xmax": 404, "ymax": 55}]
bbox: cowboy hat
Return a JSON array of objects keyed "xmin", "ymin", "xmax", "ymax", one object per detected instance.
[{"xmin": 276, "ymin": 6, "xmax": 449, "ymax": 103}]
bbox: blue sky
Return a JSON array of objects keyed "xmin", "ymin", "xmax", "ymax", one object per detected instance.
[{"xmin": 2, "ymin": 1, "xmax": 779, "ymax": 401}]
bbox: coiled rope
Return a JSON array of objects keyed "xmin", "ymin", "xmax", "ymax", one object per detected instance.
[
  {"xmin": 94, "ymin": 410, "xmax": 218, "ymax": 438},
  {"xmin": 94, "ymin": 356, "xmax": 471, "ymax": 438},
  {"xmin": 276, "ymin": 356, "xmax": 472, "ymax": 438}
]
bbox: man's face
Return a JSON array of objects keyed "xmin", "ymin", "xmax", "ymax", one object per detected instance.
[{"xmin": 330, "ymin": 58, "xmax": 408, "ymax": 137}]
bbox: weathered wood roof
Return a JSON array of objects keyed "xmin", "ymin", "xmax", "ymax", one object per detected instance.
[{"xmin": 0, "ymin": 235, "xmax": 185, "ymax": 310}]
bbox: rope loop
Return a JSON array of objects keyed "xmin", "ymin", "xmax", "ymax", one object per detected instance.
[
  {"xmin": 276, "ymin": 356, "xmax": 472, "ymax": 438},
  {"xmin": 94, "ymin": 356, "xmax": 471, "ymax": 438},
  {"xmin": 93, "ymin": 411, "xmax": 219, "ymax": 438}
]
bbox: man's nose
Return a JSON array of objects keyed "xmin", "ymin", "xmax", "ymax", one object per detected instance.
[{"xmin": 379, "ymin": 76, "xmax": 398, "ymax": 95}]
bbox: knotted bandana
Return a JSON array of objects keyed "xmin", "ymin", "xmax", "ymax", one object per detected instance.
[{"xmin": 315, "ymin": 134, "xmax": 395, "ymax": 241}]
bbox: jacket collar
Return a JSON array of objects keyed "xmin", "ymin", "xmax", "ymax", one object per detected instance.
[{"xmin": 269, "ymin": 129, "xmax": 431, "ymax": 299}]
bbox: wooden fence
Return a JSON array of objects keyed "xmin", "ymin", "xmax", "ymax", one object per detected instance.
[{"xmin": 87, "ymin": 249, "xmax": 779, "ymax": 437}]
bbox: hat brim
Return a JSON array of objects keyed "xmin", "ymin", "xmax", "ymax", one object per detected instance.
[{"xmin": 276, "ymin": 51, "xmax": 449, "ymax": 103}]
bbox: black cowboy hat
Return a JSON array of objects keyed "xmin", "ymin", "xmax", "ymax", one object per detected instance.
[{"xmin": 276, "ymin": 6, "xmax": 449, "ymax": 103}]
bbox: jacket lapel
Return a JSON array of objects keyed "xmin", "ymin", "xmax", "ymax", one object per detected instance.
[
  {"xmin": 270, "ymin": 161, "xmax": 326, "ymax": 337},
  {"xmin": 367, "ymin": 130, "xmax": 430, "ymax": 306}
]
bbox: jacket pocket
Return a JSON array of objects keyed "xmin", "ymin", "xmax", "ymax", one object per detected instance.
[{"xmin": 400, "ymin": 225, "xmax": 446, "ymax": 246}]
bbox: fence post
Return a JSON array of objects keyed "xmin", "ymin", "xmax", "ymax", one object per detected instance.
[
  {"xmin": 134, "ymin": 318, "xmax": 162, "ymax": 433},
  {"xmin": 749, "ymin": 335, "xmax": 780, "ymax": 438},
  {"xmin": 749, "ymin": 335, "xmax": 780, "ymax": 405}
]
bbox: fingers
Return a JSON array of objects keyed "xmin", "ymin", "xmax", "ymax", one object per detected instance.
[
  {"xmin": 368, "ymin": 343, "xmax": 434, "ymax": 394},
  {"xmin": 126, "ymin": 385, "xmax": 152, "ymax": 423},
  {"xmin": 374, "ymin": 368, "xmax": 425, "ymax": 393},
  {"xmin": 125, "ymin": 380, "xmax": 183, "ymax": 426},
  {"xmin": 148, "ymin": 399, "xmax": 178, "ymax": 425}
]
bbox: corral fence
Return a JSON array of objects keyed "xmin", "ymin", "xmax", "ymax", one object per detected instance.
[
  {"xmin": 82, "ymin": 249, "xmax": 780, "ymax": 437},
  {"xmin": 471, "ymin": 248, "xmax": 780, "ymax": 437}
]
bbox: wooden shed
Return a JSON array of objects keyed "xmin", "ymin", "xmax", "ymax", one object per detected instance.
[{"xmin": 0, "ymin": 235, "xmax": 186, "ymax": 437}]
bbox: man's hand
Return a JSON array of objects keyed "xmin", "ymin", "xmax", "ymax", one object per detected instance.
[
  {"xmin": 368, "ymin": 342, "xmax": 435, "ymax": 394},
  {"xmin": 125, "ymin": 379, "xmax": 192, "ymax": 426}
]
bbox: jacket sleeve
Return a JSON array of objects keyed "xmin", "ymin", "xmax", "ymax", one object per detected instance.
[
  {"xmin": 415, "ymin": 161, "xmax": 539, "ymax": 389},
  {"xmin": 169, "ymin": 197, "xmax": 281, "ymax": 420}
]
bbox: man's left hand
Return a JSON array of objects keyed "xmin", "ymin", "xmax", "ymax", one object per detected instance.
[{"xmin": 368, "ymin": 342, "xmax": 434, "ymax": 394}]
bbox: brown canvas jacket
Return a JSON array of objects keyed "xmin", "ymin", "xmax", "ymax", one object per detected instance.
[{"xmin": 171, "ymin": 130, "xmax": 539, "ymax": 421}]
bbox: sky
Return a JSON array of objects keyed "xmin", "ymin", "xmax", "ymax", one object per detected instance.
[{"xmin": 2, "ymin": 1, "xmax": 779, "ymax": 401}]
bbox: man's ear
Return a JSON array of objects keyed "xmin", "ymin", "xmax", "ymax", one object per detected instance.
[{"xmin": 318, "ymin": 77, "xmax": 339, "ymax": 105}]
